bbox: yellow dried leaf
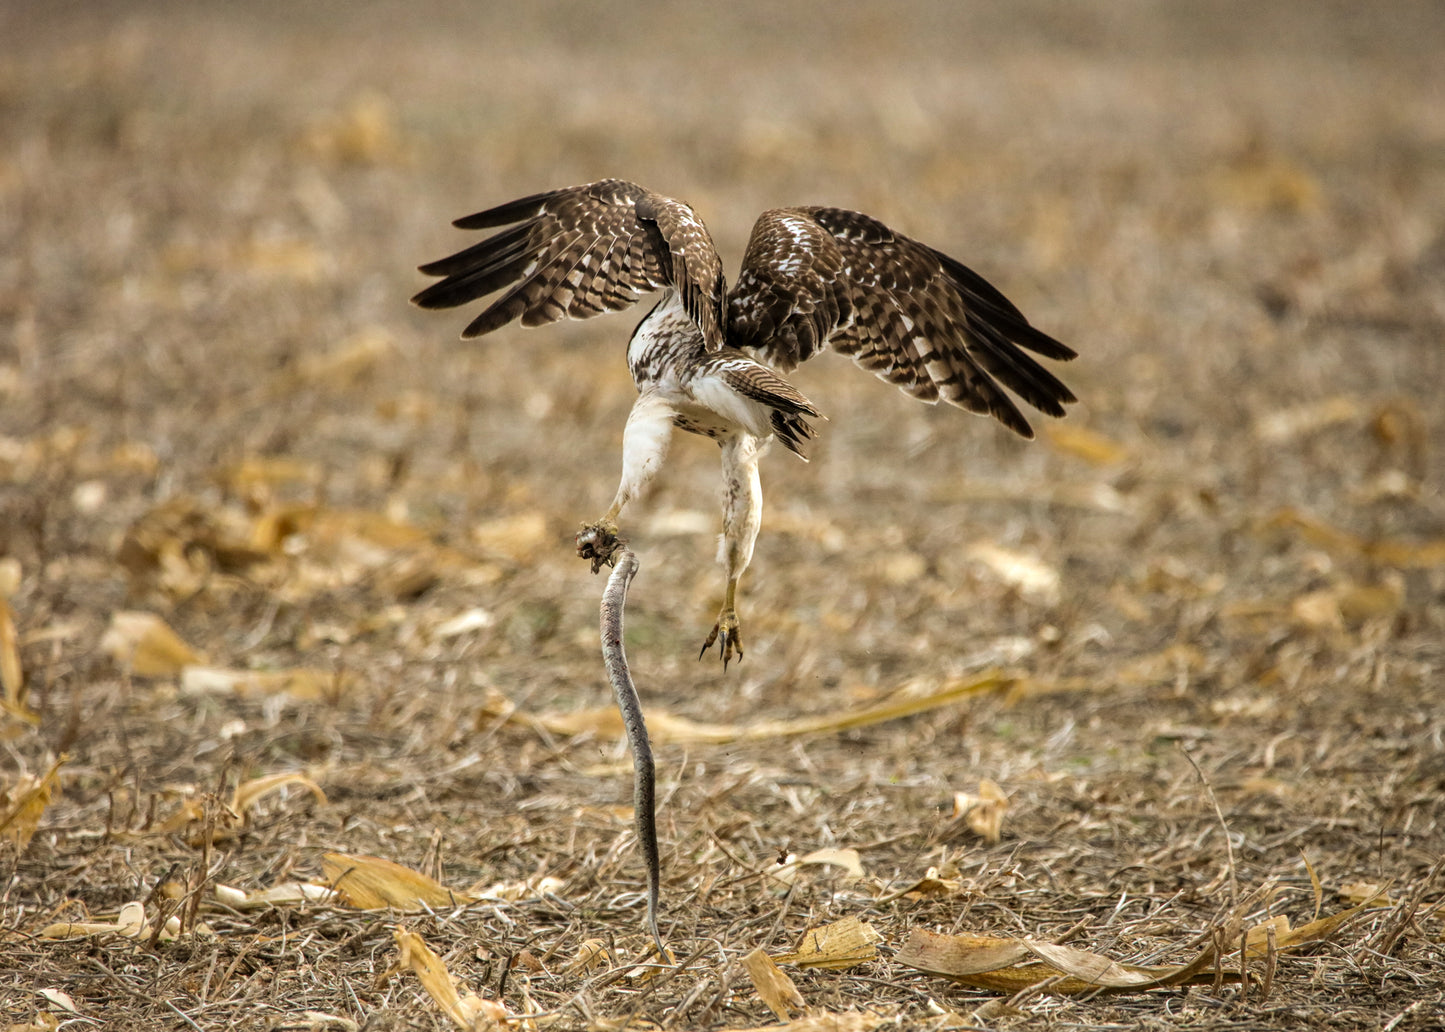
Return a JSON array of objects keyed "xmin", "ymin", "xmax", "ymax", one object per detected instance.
[
  {"xmin": 951, "ymin": 779, "xmax": 1009, "ymax": 845},
  {"xmin": 1254, "ymin": 396, "xmax": 1362, "ymax": 443},
  {"xmin": 221, "ymin": 456, "xmax": 324, "ymax": 498},
  {"xmin": 776, "ymin": 916, "xmax": 882, "ymax": 970},
  {"xmin": 881, "ymin": 866, "xmax": 962, "ymax": 902},
  {"xmin": 240, "ymin": 237, "xmax": 325, "ymax": 281},
  {"xmin": 471, "ymin": 512, "xmax": 550, "ymax": 562},
  {"xmin": 872, "ymin": 550, "xmax": 927, "ymax": 584},
  {"xmin": 40, "ymin": 899, "xmax": 148, "ymax": 940},
  {"xmin": 1214, "ymin": 147, "xmax": 1321, "ymax": 214},
  {"xmin": 900, "ymin": 898, "xmax": 1368, "ymax": 997},
  {"xmin": 1291, "ymin": 578, "xmax": 1403, "ymax": 632},
  {"xmin": 466, "ymin": 874, "xmax": 564, "ymax": 902},
  {"xmin": 101, "ymin": 611, "xmax": 203, "ymax": 676},
  {"xmin": 743, "ymin": 947, "xmax": 805, "ymax": 1021},
  {"xmin": 296, "ymin": 330, "xmax": 392, "ymax": 387},
  {"xmin": 1291, "ymin": 588, "xmax": 1344, "ymax": 631},
  {"xmin": 897, "ymin": 926, "xmax": 1217, "ymax": 994},
  {"xmin": 0, "ymin": 596, "xmax": 23, "ymax": 712},
  {"xmin": 564, "ymin": 938, "xmax": 610, "ymax": 976},
  {"xmin": 1303, "ymin": 852, "xmax": 1324, "ymax": 922},
  {"xmin": 323, "ymin": 853, "xmax": 466, "ymax": 911},
  {"xmin": 0, "ymin": 556, "xmax": 20, "ymax": 597},
  {"xmin": 1335, "ymin": 580, "xmax": 1403, "ymax": 624},
  {"xmin": 798, "ymin": 847, "xmax": 866, "ymax": 880},
  {"xmin": 1270, "ymin": 508, "xmax": 1445, "ymax": 569},
  {"xmin": 180, "ymin": 665, "xmax": 344, "ymax": 701},
  {"xmin": 966, "ymin": 543, "xmax": 1060, "ymax": 604},
  {"xmin": 1339, "ymin": 881, "xmax": 1391, "ymax": 906},
  {"xmin": 215, "ymin": 881, "xmax": 338, "ymax": 909},
  {"xmin": 307, "ymin": 93, "xmax": 403, "ymax": 166},
  {"xmin": 1, "ymin": 758, "xmax": 64, "ymax": 849},
  {"xmin": 1244, "ymin": 914, "xmax": 1291, "ymax": 953},
  {"xmin": 1045, "ymin": 423, "xmax": 1130, "ymax": 465},
  {"xmin": 516, "ymin": 671, "xmax": 1009, "ymax": 745},
  {"xmin": 231, "ymin": 772, "xmax": 327, "ymax": 815},
  {"xmin": 392, "ymin": 928, "xmax": 509, "ymax": 1031}
]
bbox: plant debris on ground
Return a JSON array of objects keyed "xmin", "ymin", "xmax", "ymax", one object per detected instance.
[{"xmin": 2, "ymin": 2, "xmax": 1443, "ymax": 1029}]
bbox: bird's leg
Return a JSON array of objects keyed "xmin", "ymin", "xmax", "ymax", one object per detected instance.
[
  {"xmin": 577, "ymin": 393, "xmax": 675, "ymax": 574},
  {"xmin": 700, "ymin": 434, "xmax": 764, "ymax": 668}
]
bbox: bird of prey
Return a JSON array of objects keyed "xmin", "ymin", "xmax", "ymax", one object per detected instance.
[{"xmin": 413, "ymin": 179, "xmax": 1076, "ymax": 667}]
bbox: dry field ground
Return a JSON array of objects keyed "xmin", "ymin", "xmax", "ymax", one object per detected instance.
[{"xmin": 2, "ymin": 2, "xmax": 1443, "ymax": 1029}]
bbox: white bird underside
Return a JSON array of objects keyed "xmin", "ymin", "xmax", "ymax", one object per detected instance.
[{"xmin": 413, "ymin": 179, "xmax": 1077, "ymax": 667}]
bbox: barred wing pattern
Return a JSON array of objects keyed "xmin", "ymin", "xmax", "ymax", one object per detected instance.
[
  {"xmin": 726, "ymin": 207, "xmax": 1077, "ymax": 438},
  {"xmin": 412, "ymin": 179, "xmax": 727, "ymax": 350}
]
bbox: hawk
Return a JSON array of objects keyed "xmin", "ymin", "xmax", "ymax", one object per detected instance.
[{"xmin": 413, "ymin": 179, "xmax": 1076, "ymax": 667}]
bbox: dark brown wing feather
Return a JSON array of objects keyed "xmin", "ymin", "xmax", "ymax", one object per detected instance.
[
  {"xmin": 726, "ymin": 207, "xmax": 1076, "ymax": 438},
  {"xmin": 413, "ymin": 179, "xmax": 727, "ymax": 350}
]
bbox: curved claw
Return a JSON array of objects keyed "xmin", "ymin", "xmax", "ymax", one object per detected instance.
[
  {"xmin": 699, "ymin": 609, "xmax": 744, "ymax": 669},
  {"xmin": 576, "ymin": 520, "xmax": 624, "ymax": 574}
]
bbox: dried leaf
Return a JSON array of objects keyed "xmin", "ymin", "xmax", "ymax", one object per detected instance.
[
  {"xmin": 1045, "ymin": 423, "xmax": 1131, "ymax": 465},
  {"xmin": 743, "ymin": 947, "xmax": 805, "ymax": 1021},
  {"xmin": 950, "ymin": 779, "xmax": 1009, "ymax": 844},
  {"xmin": 564, "ymin": 938, "xmax": 610, "ymax": 976},
  {"xmin": 1270, "ymin": 508, "xmax": 1445, "ymax": 569},
  {"xmin": 221, "ymin": 456, "xmax": 324, "ymax": 498},
  {"xmin": 880, "ymin": 866, "xmax": 963, "ymax": 902},
  {"xmin": 0, "ymin": 556, "xmax": 20, "ymax": 597},
  {"xmin": 306, "ymin": 92, "xmax": 404, "ymax": 166},
  {"xmin": 433, "ymin": 608, "xmax": 496, "ymax": 639},
  {"xmin": 1303, "ymin": 852, "xmax": 1324, "ymax": 922},
  {"xmin": 899, "ymin": 897, "xmax": 1366, "ymax": 998},
  {"xmin": 40, "ymin": 900, "xmax": 167, "ymax": 940},
  {"xmin": 215, "ymin": 881, "xmax": 338, "ymax": 909},
  {"xmin": 1254, "ymin": 396, "xmax": 1362, "ymax": 442},
  {"xmin": 966, "ymin": 543, "xmax": 1060, "ymax": 604},
  {"xmin": 323, "ymin": 852, "xmax": 467, "ymax": 910},
  {"xmin": 0, "ymin": 596, "xmax": 23, "ymax": 712},
  {"xmin": 36, "ymin": 990, "xmax": 82, "ymax": 1016},
  {"xmin": 101, "ymin": 611, "xmax": 204, "ymax": 676},
  {"xmin": 516, "ymin": 671, "xmax": 1009, "ymax": 745},
  {"xmin": 466, "ymin": 874, "xmax": 564, "ymax": 902},
  {"xmin": 776, "ymin": 916, "xmax": 882, "ymax": 970},
  {"xmin": 391, "ymin": 928, "xmax": 510, "ymax": 1031},
  {"xmin": 0, "ymin": 757, "xmax": 64, "ymax": 849},
  {"xmin": 798, "ymin": 847, "xmax": 866, "ymax": 880},
  {"xmin": 181, "ymin": 665, "xmax": 346, "ymax": 701},
  {"xmin": 897, "ymin": 926, "xmax": 1226, "ymax": 994},
  {"xmin": 1339, "ymin": 881, "xmax": 1392, "ymax": 906},
  {"xmin": 231, "ymin": 772, "xmax": 328, "ymax": 815},
  {"xmin": 295, "ymin": 330, "xmax": 392, "ymax": 387},
  {"xmin": 471, "ymin": 511, "xmax": 550, "ymax": 562}
]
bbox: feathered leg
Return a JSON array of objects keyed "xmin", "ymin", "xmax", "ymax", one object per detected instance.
[
  {"xmin": 577, "ymin": 392, "xmax": 675, "ymax": 572},
  {"xmin": 700, "ymin": 433, "xmax": 765, "ymax": 667}
]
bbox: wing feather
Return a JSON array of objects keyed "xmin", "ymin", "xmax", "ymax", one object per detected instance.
[
  {"xmin": 727, "ymin": 207, "xmax": 1076, "ymax": 437},
  {"xmin": 413, "ymin": 179, "xmax": 727, "ymax": 350}
]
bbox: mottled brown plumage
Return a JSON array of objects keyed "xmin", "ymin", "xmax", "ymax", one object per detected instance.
[{"xmin": 414, "ymin": 179, "xmax": 1077, "ymax": 665}]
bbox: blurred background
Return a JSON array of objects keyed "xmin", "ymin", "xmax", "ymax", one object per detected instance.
[{"xmin": 1, "ymin": 1, "xmax": 1443, "ymax": 1024}]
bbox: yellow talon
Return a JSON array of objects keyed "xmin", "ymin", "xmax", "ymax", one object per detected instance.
[{"xmin": 699, "ymin": 608, "xmax": 744, "ymax": 669}]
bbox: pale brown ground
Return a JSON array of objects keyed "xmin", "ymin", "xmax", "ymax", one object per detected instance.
[{"xmin": 2, "ymin": 2, "xmax": 1443, "ymax": 1029}]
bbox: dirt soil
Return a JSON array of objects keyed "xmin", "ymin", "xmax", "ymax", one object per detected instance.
[{"xmin": 2, "ymin": 2, "xmax": 1443, "ymax": 1029}]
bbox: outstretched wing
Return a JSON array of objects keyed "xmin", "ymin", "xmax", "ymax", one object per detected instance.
[
  {"xmin": 413, "ymin": 179, "xmax": 727, "ymax": 350},
  {"xmin": 726, "ymin": 207, "xmax": 1076, "ymax": 437}
]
